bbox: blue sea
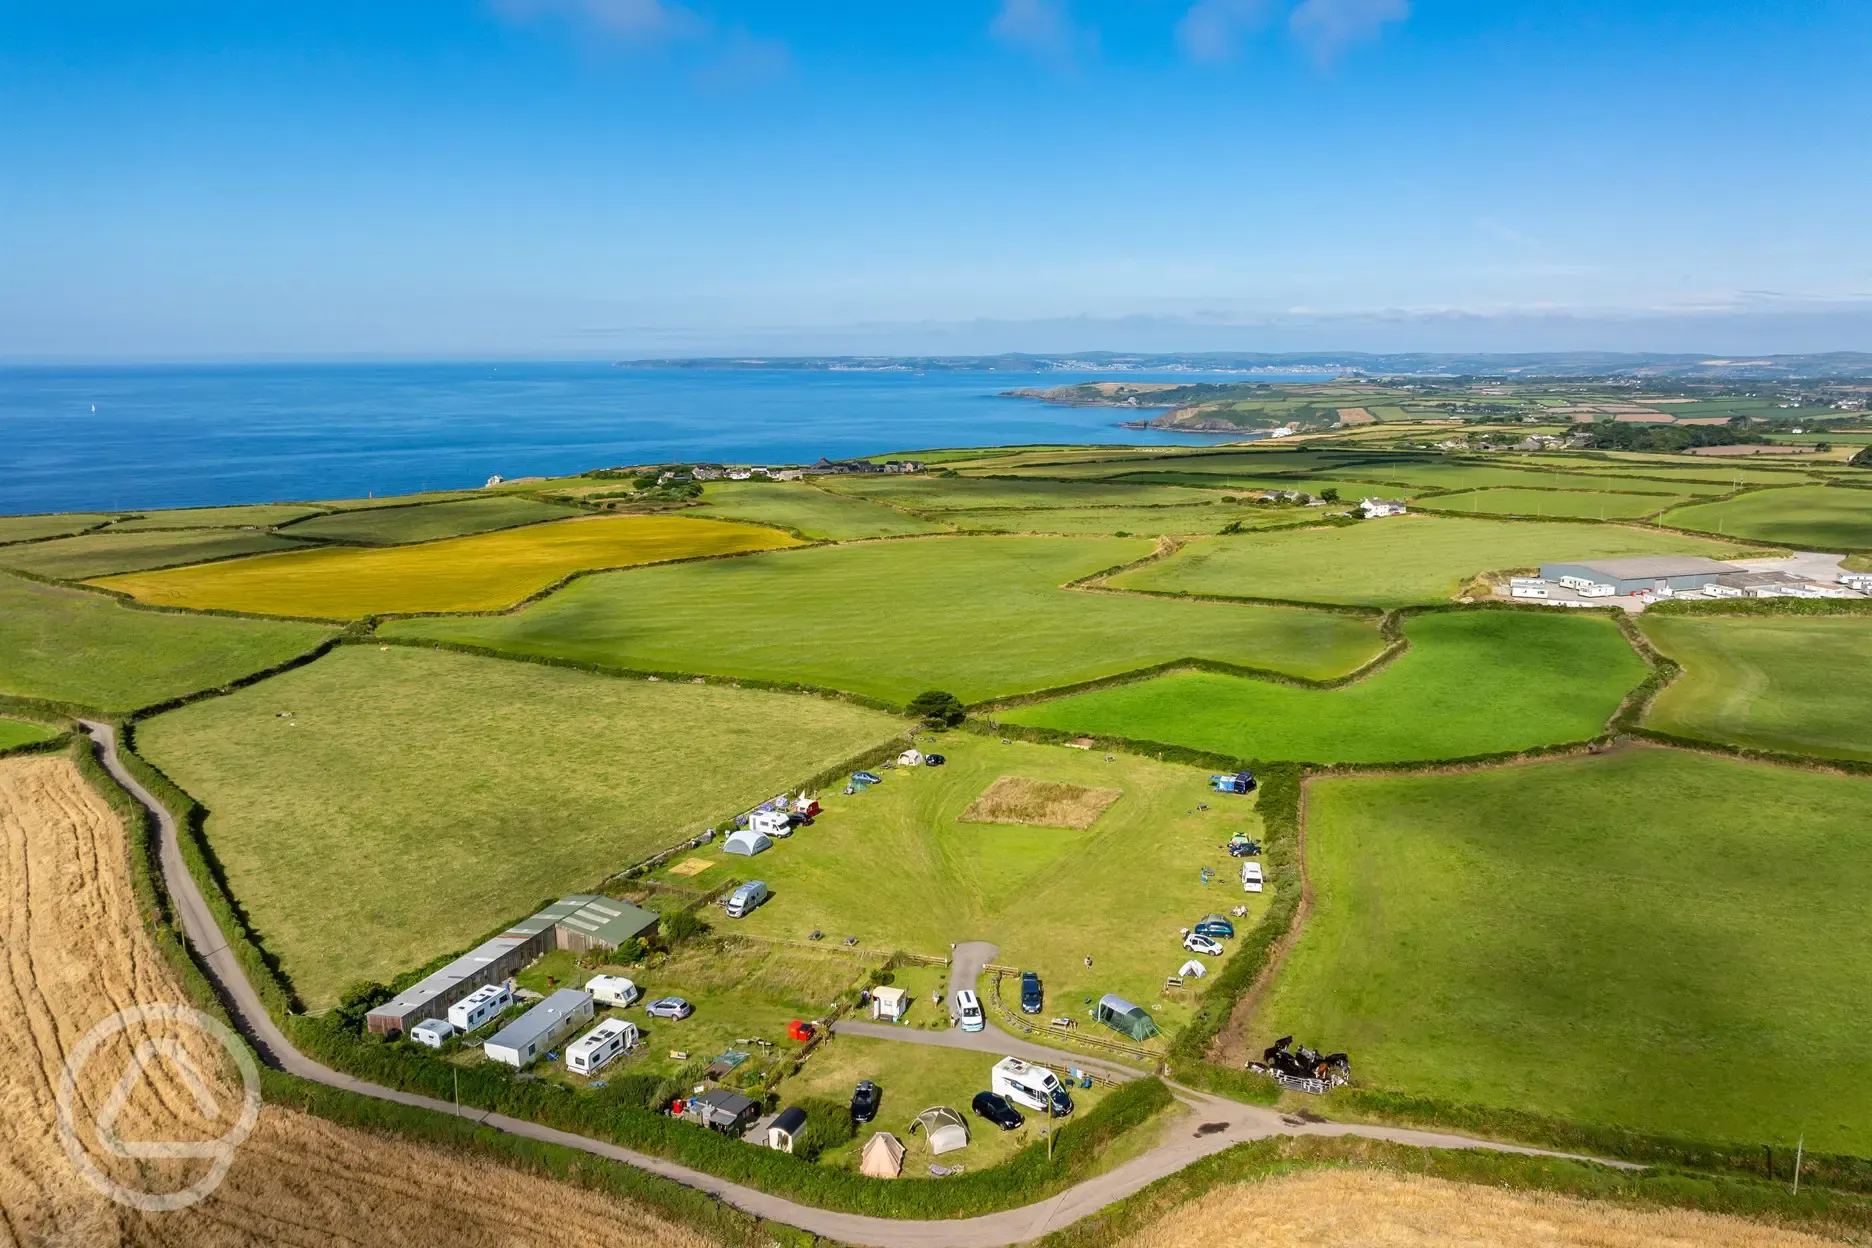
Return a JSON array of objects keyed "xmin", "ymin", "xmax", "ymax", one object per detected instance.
[{"xmin": 0, "ymin": 363, "xmax": 1316, "ymax": 515}]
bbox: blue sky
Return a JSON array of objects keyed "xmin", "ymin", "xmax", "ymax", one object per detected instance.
[{"xmin": 3, "ymin": 1, "xmax": 1869, "ymax": 359}]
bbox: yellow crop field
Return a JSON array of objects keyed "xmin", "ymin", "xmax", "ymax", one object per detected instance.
[{"xmin": 91, "ymin": 514, "xmax": 801, "ymax": 618}]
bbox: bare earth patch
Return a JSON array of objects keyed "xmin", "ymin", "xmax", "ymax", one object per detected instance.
[
  {"xmin": 0, "ymin": 753, "xmax": 724, "ymax": 1248},
  {"xmin": 667, "ymin": 857, "xmax": 715, "ymax": 877},
  {"xmin": 1335, "ymin": 408, "xmax": 1376, "ymax": 425},
  {"xmin": 1120, "ymin": 1168, "xmax": 1833, "ymax": 1248},
  {"xmin": 960, "ymin": 775, "xmax": 1123, "ymax": 828}
]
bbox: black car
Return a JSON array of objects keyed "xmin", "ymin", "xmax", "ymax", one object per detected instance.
[
  {"xmin": 971, "ymin": 1090, "xmax": 1024, "ymax": 1131},
  {"xmin": 924, "ymin": 754, "xmax": 945, "ymax": 766},
  {"xmin": 850, "ymin": 1080, "xmax": 880, "ymax": 1124},
  {"xmin": 1019, "ymin": 971, "xmax": 1043, "ymax": 1014}
]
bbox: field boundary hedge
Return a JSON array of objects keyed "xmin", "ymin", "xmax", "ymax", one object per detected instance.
[{"xmin": 1646, "ymin": 596, "xmax": 1872, "ymax": 618}]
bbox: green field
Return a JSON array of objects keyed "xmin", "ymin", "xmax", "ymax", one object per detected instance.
[
  {"xmin": 110, "ymin": 503, "xmax": 327, "ymax": 529},
  {"xmin": 383, "ymin": 536, "xmax": 1387, "ymax": 702},
  {"xmin": 1113, "ymin": 515, "xmax": 1746, "ymax": 607},
  {"xmin": 1005, "ymin": 610, "xmax": 1644, "ymax": 763},
  {"xmin": 0, "ymin": 513, "xmax": 115, "ymax": 543},
  {"xmin": 1257, "ymin": 749, "xmax": 1872, "ymax": 1155},
  {"xmin": 823, "ymin": 477, "xmax": 1233, "ymax": 511},
  {"xmin": 1425, "ymin": 488, "xmax": 1678, "ymax": 520},
  {"xmin": 0, "ymin": 717, "xmax": 61, "ymax": 750},
  {"xmin": 0, "ymin": 574, "xmax": 334, "ymax": 711},
  {"xmin": 694, "ymin": 481, "xmax": 950, "ymax": 539},
  {"xmin": 944, "ymin": 503, "xmax": 1309, "ymax": 536},
  {"xmin": 1640, "ymin": 614, "xmax": 1872, "ymax": 761},
  {"xmin": 277, "ymin": 496, "xmax": 578, "ymax": 544},
  {"xmin": 695, "ymin": 734, "xmax": 1269, "ymax": 1041},
  {"xmin": 1662, "ymin": 486, "xmax": 1872, "ymax": 549},
  {"xmin": 0, "ymin": 529, "xmax": 311, "ymax": 580},
  {"xmin": 135, "ymin": 645, "xmax": 903, "ymax": 1005}
]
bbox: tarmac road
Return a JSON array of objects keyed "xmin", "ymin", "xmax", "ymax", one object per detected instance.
[{"xmin": 82, "ymin": 720, "xmax": 1642, "ymax": 1247}]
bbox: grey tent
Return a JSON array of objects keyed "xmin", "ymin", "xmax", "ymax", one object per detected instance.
[
  {"xmin": 1094, "ymin": 994, "xmax": 1160, "ymax": 1041},
  {"xmin": 723, "ymin": 829, "xmax": 772, "ymax": 857},
  {"xmin": 910, "ymin": 1106, "xmax": 969, "ymax": 1155}
]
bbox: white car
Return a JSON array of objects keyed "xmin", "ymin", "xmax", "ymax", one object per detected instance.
[{"xmin": 1183, "ymin": 932, "xmax": 1224, "ymax": 957}]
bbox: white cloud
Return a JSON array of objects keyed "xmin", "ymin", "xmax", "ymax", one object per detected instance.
[
  {"xmin": 991, "ymin": 0, "xmax": 1092, "ymax": 62},
  {"xmin": 490, "ymin": 0, "xmax": 706, "ymax": 43},
  {"xmin": 1288, "ymin": 0, "xmax": 1409, "ymax": 61},
  {"xmin": 1175, "ymin": 0, "xmax": 1273, "ymax": 64}
]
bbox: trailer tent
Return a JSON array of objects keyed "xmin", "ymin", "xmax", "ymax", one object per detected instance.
[
  {"xmin": 723, "ymin": 829, "xmax": 773, "ymax": 857},
  {"xmin": 1094, "ymin": 994, "xmax": 1160, "ymax": 1041}
]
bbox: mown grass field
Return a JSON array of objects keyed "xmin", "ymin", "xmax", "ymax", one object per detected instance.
[
  {"xmin": 0, "ymin": 718, "xmax": 59, "ymax": 750},
  {"xmin": 277, "ymin": 496, "xmax": 577, "ymax": 544},
  {"xmin": 135, "ymin": 644, "xmax": 902, "ymax": 1006},
  {"xmin": 0, "ymin": 529, "xmax": 312, "ymax": 580},
  {"xmin": 1256, "ymin": 748, "xmax": 1872, "ymax": 1155},
  {"xmin": 383, "ymin": 536, "xmax": 1387, "ymax": 702},
  {"xmin": 1425, "ymin": 488, "xmax": 1678, "ymax": 520},
  {"xmin": 698, "ymin": 734, "xmax": 1268, "ymax": 1042},
  {"xmin": 1005, "ymin": 610, "xmax": 1645, "ymax": 763},
  {"xmin": 0, "ymin": 513, "xmax": 114, "ymax": 543},
  {"xmin": 0, "ymin": 574, "xmax": 334, "ymax": 711},
  {"xmin": 1662, "ymin": 485, "xmax": 1872, "ymax": 549},
  {"xmin": 92, "ymin": 514, "xmax": 801, "ymax": 617},
  {"xmin": 944, "ymin": 503, "xmax": 1309, "ymax": 536},
  {"xmin": 694, "ymin": 481, "xmax": 950, "ymax": 539},
  {"xmin": 823, "ymin": 476, "xmax": 1233, "ymax": 510},
  {"xmin": 1113, "ymin": 515, "xmax": 1747, "ymax": 607},
  {"xmin": 110, "ymin": 503, "xmax": 327, "ymax": 529},
  {"xmin": 1640, "ymin": 614, "xmax": 1872, "ymax": 761}
]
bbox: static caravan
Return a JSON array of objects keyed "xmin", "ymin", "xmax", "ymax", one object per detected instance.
[
  {"xmin": 585, "ymin": 974, "xmax": 640, "ymax": 1008},
  {"xmin": 565, "ymin": 1017, "xmax": 638, "ymax": 1075},
  {"xmin": 1241, "ymin": 861, "xmax": 1264, "ymax": 893},
  {"xmin": 409, "ymin": 1018, "xmax": 455, "ymax": 1049},
  {"xmin": 447, "ymin": 982, "xmax": 512, "ymax": 1033},
  {"xmin": 483, "ymin": 989, "xmax": 595, "ymax": 1069},
  {"xmin": 1509, "ymin": 578, "xmax": 1549, "ymax": 599}
]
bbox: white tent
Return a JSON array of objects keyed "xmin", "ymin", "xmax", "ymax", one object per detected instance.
[
  {"xmin": 1178, "ymin": 959, "xmax": 1207, "ymax": 979},
  {"xmin": 911, "ymin": 1106, "xmax": 969, "ymax": 1155},
  {"xmin": 861, "ymin": 1131, "xmax": 906, "ymax": 1178},
  {"xmin": 723, "ymin": 829, "xmax": 773, "ymax": 857},
  {"xmin": 898, "ymin": 749, "xmax": 924, "ymax": 767}
]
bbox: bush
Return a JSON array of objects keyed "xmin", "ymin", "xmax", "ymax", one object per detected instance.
[
  {"xmin": 1320, "ymin": 487, "xmax": 1340, "ymax": 502},
  {"xmin": 907, "ymin": 689, "xmax": 966, "ymax": 727},
  {"xmin": 788, "ymin": 1096, "xmax": 856, "ymax": 1161},
  {"xmin": 660, "ymin": 908, "xmax": 709, "ymax": 945},
  {"xmin": 1852, "ymin": 445, "xmax": 1872, "ymax": 468},
  {"xmin": 334, "ymin": 981, "xmax": 393, "ymax": 1033}
]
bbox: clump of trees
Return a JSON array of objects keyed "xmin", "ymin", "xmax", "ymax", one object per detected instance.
[
  {"xmin": 1583, "ymin": 419, "xmax": 1766, "ymax": 454},
  {"xmin": 908, "ymin": 690, "xmax": 966, "ymax": 727}
]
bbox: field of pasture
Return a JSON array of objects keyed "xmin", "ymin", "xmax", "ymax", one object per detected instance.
[
  {"xmin": 93, "ymin": 513, "xmax": 801, "ymax": 617},
  {"xmin": 1254, "ymin": 748, "xmax": 1872, "ymax": 1155},
  {"xmin": 0, "ymin": 513, "xmax": 114, "ymax": 543},
  {"xmin": 1112, "ymin": 515, "xmax": 1745, "ymax": 607},
  {"xmin": 1640, "ymin": 613, "xmax": 1872, "ymax": 761},
  {"xmin": 277, "ymin": 495, "xmax": 577, "ymax": 544},
  {"xmin": 0, "ymin": 718, "xmax": 59, "ymax": 750},
  {"xmin": 692, "ymin": 480, "xmax": 950, "ymax": 538},
  {"xmin": 133, "ymin": 644, "xmax": 902, "ymax": 1006},
  {"xmin": 1004, "ymin": 609, "xmax": 1645, "ymax": 763},
  {"xmin": 110, "ymin": 503, "xmax": 326, "ymax": 529},
  {"xmin": 0, "ymin": 528, "xmax": 312, "ymax": 579},
  {"xmin": 1662, "ymin": 485, "xmax": 1872, "ymax": 549},
  {"xmin": 1424, "ymin": 488, "xmax": 1679, "ymax": 520},
  {"xmin": 383, "ymin": 536, "xmax": 1388, "ymax": 703}
]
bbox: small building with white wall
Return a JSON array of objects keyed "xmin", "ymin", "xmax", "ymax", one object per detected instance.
[{"xmin": 483, "ymin": 989, "xmax": 594, "ymax": 1069}]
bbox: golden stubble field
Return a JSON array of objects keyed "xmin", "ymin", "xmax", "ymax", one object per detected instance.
[
  {"xmin": 1119, "ymin": 1168, "xmax": 1832, "ymax": 1248},
  {"xmin": 0, "ymin": 753, "xmax": 726, "ymax": 1248}
]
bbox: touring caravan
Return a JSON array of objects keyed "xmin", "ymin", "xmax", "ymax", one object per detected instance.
[{"xmin": 565, "ymin": 1017, "xmax": 638, "ymax": 1075}]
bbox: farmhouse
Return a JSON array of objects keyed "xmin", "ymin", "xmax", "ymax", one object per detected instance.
[
  {"xmin": 1359, "ymin": 498, "xmax": 1407, "ymax": 519},
  {"xmin": 1540, "ymin": 556, "xmax": 1740, "ymax": 596},
  {"xmin": 484, "ymin": 988, "xmax": 595, "ymax": 1069}
]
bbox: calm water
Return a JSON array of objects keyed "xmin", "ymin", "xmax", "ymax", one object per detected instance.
[{"xmin": 0, "ymin": 363, "xmax": 1312, "ymax": 515}]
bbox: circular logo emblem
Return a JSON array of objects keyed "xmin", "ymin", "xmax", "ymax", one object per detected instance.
[{"xmin": 55, "ymin": 1003, "xmax": 262, "ymax": 1211}]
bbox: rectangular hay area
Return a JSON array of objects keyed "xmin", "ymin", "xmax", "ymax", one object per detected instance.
[{"xmin": 959, "ymin": 776, "xmax": 1122, "ymax": 829}]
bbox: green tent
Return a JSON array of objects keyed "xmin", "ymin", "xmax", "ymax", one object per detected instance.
[{"xmin": 1094, "ymin": 994, "xmax": 1159, "ymax": 1041}]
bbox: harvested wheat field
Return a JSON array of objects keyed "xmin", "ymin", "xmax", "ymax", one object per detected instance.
[
  {"xmin": 1120, "ymin": 1168, "xmax": 1830, "ymax": 1248},
  {"xmin": 960, "ymin": 775, "xmax": 1123, "ymax": 828},
  {"xmin": 0, "ymin": 752, "xmax": 727, "ymax": 1248}
]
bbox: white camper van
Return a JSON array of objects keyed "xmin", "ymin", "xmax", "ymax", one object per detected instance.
[
  {"xmin": 1241, "ymin": 861, "xmax": 1264, "ymax": 893},
  {"xmin": 991, "ymin": 1056, "xmax": 1074, "ymax": 1116},
  {"xmin": 954, "ymin": 989, "xmax": 985, "ymax": 1032}
]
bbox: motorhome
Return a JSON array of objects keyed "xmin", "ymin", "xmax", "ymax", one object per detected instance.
[{"xmin": 991, "ymin": 1056, "xmax": 1073, "ymax": 1116}]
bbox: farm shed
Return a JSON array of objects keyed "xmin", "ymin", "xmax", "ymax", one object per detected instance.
[
  {"xmin": 861, "ymin": 1131, "xmax": 906, "ymax": 1178},
  {"xmin": 1541, "ymin": 556, "xmax": 1739, "ymax": 596},
  {"xmin": 685, "ymin": 1088, "xmax": 760, "ymax": 1135},
  {"xmin": 483, "ymin": 988, "xmax": 595, "ymax": 1069},
  {"xmin": 553, "ymin": 895, "xmax": 659, "ymax": 953},
  {"xmin": 910, "ymin": 1106, "xmax": 969, "ymax": 1155},
  {"xmin": 870, "ymin": 986, "xmax": 910, "ymax": 1022},
  {"xmin": 766, "ymin": 1106, "xmax": 808, "ymax": 1153},
  {"xmin": 1094, "ymin": 994, "xmax": 1161, "ymax": 1041},
  {"xmin": 723, "ymin": 828, "xmax": 773, "ymax": 857}
]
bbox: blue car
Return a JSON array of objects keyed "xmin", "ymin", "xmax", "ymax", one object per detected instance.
[
  {"xmin": 1019, "ymin": 971, "xmax": 1043, "ymax": 1014},
  {"xmin": 852, "ymin": 770, "xmax": 882, "ymax": 786}
]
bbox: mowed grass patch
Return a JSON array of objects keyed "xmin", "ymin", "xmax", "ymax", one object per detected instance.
[
  {"xmin": 0, "ymin": 718, "xmax": 60, "ymax": 750},
  {"xmin": 1256, "ymin": 749, "xmax": 1872, "ymax": 1155},
  {"xmin": 277, "ymin": 496, "xmax": 578, "ymax": 545},
  {"xmin": 0, "ymin": 513, "xmax": 115, "ymax": 543},
  {"xmin": 383, "ymin": 536, "xmax": 1386, "ymax": 703},
  {"xmin": 1426, "ymin": 488, "xmax": 1678, "ymax": 520},
  {"xmin": 134, "ymin": 645, "xmax": 902, "ymax": 1006},
  {"xmin": 943, "ymin": 503, "xmax": 1306, "ymax": 536},
  {"xmin": 109, "ymin": 503, "xmax": 328, "ymax": 530},
  {"xmin": 0, "ymin": 529, "xmax": 312, "ymax": 580},
  {"xmin": 822, "ymin": 476, "xmax": 1232, "ymax": 511},
  {"xmin": 1005, "ymin": 610, "xmax": 1645, "ymax": 763},
  {"xmin": 0, "ymin": 574, "xmax": 334, "ymax": 711},
  {"xmin": 1640, "ymin": 614, "xmax": 1872, "ymax": 761},
  {"xmin": 1114, "ymin": 515, "xmax": 1744, "ymax": 608},
  {"xmin": 695, "ymin": 481, "xmax": 949, "ymax": 539},
  {"xmin": 960, "ymin": 776, "xmax": 1123, "ymax": 828},
  {"xmin": 709, "ymin": 735, "xmax": 1272, "ymax": 1043},
  {"xmin": 1662, "ymin": 485, "xmax": 1872, "ymax": 549},
  {"xmin": 93, "ymin": 514, "xmax": 802, "ymax": 617}
]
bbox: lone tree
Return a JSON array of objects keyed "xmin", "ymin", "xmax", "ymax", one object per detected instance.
[
  {"xmin": 908, "ymin": 690, "xmax": 965, "ymax": 728},
  {"xmin": 1320, "ymin": 487, "xmax": 1340, "ymax": 502},
  {"xmin": 1850, "ymin": 445, "xmax": 1872, "ymax": 467}
]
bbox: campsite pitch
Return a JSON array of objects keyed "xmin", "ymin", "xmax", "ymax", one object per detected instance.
[
  {"xmin": 92, "ymin": 513, "xmax": 802, "ymax": 617},
  {"xmin": 1255, "ymin": 747, "xmax": 1872, "ymax": 1155}
]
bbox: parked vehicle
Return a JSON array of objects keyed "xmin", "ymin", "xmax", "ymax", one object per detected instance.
[
  {"xmin": 645, "ymin": 996, "xmax": 694, "ymax": 1020},
  {"xmin": 924, "ymin": 754, "xmax": 946, "ymax": 766},
  {"xmin": 971, "ymin": 1090, "xmax": 1025, "ymax": 1130},
  {"xmin": 852, "ymin": 770, "xmax": 882, "ymax": 785},
  {"xmin": 724, "ymin": 880, "xmax": 769, "ymax": 918},
  {"xmin": 1227, "ymin": 834, "xmax": 1262, "ymax": 858},
  {"xmin": 1193, "ymin": 914, "xmax": 1234, "ymax": 940},
  {"xmin": 1241, "ymin": 861, "xmax": 1264, "ymax": 893},
  {"xmin": 850, "ymin": 1079, "xmax": 881, "ymax": 1124},
  {"xmin": 991, "ymin": 1056, "xmax": 1074, "ymax": 1117},
  {"xmin": 1183, "ymin": 932, "xmax": 1224, "ymax": 957},
  {"xmin": 954, "ymin": 989, "xmax": 985, "ymax": 1032},
  {"xmin": 1019, "ymin": 971, "xmax": 1043, "ymax": 1014}
]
